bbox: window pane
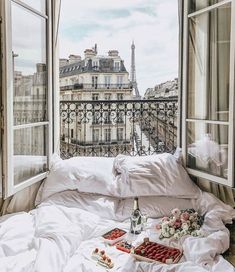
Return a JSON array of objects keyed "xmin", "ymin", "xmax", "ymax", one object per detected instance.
[
  {"xmin": 187, "ymin": 4, "xmax": 231, "ymax": 121},
  {"xmin": 186, "ymin": 122, "xmax": 228, "ymax": 178},
  {"xmin": 14, "ymin": 125, "xmax": 48, "ymax": 185},
  {"xmin": 189, "ymin": 0, "xmax": 224, "ymax": 13},
  {"xmin": 19, "ymin": 0, "xmax": 45, "ymax": 14},
  {"xmin": 12, "ymin": 2, "xmax": 47, "ymax": 125}
]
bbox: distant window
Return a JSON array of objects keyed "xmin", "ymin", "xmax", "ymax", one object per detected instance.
[
  {"xmin": 36, "ymin": 88, "xmax": 40, "ymax": 98},
  {"xmin": 117, "ymin": 75, "xmax": 123, "ymax": 87},
  {"xmin": 104, "ymin": 76, "xmax": 111, "ymax": 87},
  {"xmin": 117, "ymin": 128, "xmax": 124, "ymax": 141},
  {"xmin": 104, "ymin": 93, "xmax": 111, "ymax": 100},
  {"xmin": 92, "ymin": 93, "xmax": 99, "ymax": 100},
  {"xmin": 114, "ymin": 61, "xmax": 120, "ymax": 71},
  {"xmin": 104, "ymin": 112, "xmax": 111, "ymax": 124},
  {"xmin": 92, "ymin": 129, "xmax": 99, "ymax": 142},
  {"xmin": 105, "ymin": 128, "xmax": 111, "ymax": 142},
  {"xmin": 92, "ymin": 76, "xmax": 98, "ymax": 88},
  {"xmin": 93, "ymin": 60, "xmax": 99, "ymax": 67},
  {"xmin": 117, "ymin": 93, "xmax": 123, "ymax": 100}
]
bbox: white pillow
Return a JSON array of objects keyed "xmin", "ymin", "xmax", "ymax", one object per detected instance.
[
  {"xmin": 38, "ymin": 155, "xmax": 115, "ymax": 204},
  {"xmin": 113, "ymin": 153, "xmax": 201, "ymax": 198}
]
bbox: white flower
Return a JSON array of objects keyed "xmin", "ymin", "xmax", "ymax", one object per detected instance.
[
  {"xmin": 182, "ymin": 223, "xmax": 189, "ymax": 230},
  {"xmin": 162, "ymin": 222, "xmax": 170, "ymax": 231},
  {"xmin": 191, "ymin": 230, "xmax": 198, "ymax": 237},
  {"xmin": 180, "ymin": 229, "xmax": 188, "ymax": 236},
  {"xmin": 162, "ymin": 230, "xmax": 171, "ymax": 238},
  {"xmin": 169, "ymin": 228, "xmax": 175, "ymax": 235},
  {"xmin": 173, "ymin": 232, "xmax": 182, "ymax": 239},
  {"xmin": 196, "ymin": 230, "xmax": 204, "ymax": 237},
  {"xmin": 189, "ymin": 215, "xmax": 195, "ymax": 221},
  {"xmin": 191, "ymin": 222, "xmax": 198, "ymax": 229},
  {"xmin": 169, "ymin": 219, "xmax": 176, "ymax": 227}
]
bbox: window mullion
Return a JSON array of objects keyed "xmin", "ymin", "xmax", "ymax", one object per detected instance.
[{"xmin": 227, "ymin": 0, "xmax": 235, "ymax": 186}]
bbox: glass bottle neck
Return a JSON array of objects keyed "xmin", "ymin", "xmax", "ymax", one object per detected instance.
[{"xmin": 133, "ymin": 198, "xmax": 139, "ymax": 210}]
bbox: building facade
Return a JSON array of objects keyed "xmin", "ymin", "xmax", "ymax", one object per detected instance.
[
  {"xmin": 143, "ymin": 78, "xmax": 178, "ymax": 152},
  {"xmin": 59, "ymin": 46, "xmax": 134, "ymax": 156},
  {"xmin": 144, "ymin": 78, "xmax": 178, "ymax": 99}
]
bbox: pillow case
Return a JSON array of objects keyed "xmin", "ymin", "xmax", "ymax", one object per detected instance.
[
  {"xmin": 37, "ymin": 155, "xmax": 116, "ymax": 204},
  {"xmin": 112, "ymin": 153, "xmax": 200, "ymax": 198}
]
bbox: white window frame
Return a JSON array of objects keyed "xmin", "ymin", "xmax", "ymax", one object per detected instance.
[
  {"xmin": 114, "ymin": 61, "xmax": 120, "ymax": 71},
  {"xmin": 181, "ymin": 0, "xmax": 235, "ymax": 187},
  {"xmin": 104, "ymin": 75, "xmax": 111, "ymax": 87},
  {"xmin": 1, "ymin": 0, "xmax": 54, "ymax": 197}
]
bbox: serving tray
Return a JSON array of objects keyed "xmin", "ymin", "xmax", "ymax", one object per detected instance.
[{"xmin": 131, "ymin": 238, "xmax": 183, "ymax": 264}]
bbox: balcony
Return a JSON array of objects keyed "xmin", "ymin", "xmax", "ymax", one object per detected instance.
[
  {"xmin": 60, "ymin": 83, "xmax": 132, "ymax": 91},
  {"xmin": 60, "ymin": 98, "xmax": 178, "ymax": 158}
]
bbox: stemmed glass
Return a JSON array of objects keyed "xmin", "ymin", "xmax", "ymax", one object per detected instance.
[
  {"xmin": 141, "ymin": 212, "xmax": 148, "ymax": 231},
  {"xmin": 131, "ymin": 210, "xmax": 141, "ymax": 235}
]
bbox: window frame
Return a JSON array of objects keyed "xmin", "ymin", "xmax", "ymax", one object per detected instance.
[
  {"xmin": 1, "ymin": 0, "xmax": 54, "ymax": 197},
  {"xmin": 181, "ymin": 0, "xmax": 235, "ymax": 187}
]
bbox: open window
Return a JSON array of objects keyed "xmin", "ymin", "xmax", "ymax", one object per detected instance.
[
  {"xmin": 181, "ymin": 0, "xmax": 235, "ymax": 187},
  {"xmin": 1, "ymin": 0, "xmax": 59, "ymax": 198}
]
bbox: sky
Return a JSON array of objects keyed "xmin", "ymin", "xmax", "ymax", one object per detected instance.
[{"xmin": 59, "ymin": 0, "xmax": 179, "ymax": 95}]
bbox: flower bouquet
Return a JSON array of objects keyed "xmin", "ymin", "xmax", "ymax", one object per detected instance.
[{"xmin": 156, "ymin": 208, "xmax": 204, "ymax": 239}]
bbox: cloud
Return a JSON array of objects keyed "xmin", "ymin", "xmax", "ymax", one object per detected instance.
[{"xmin": 59, "ymin": 0, "xmax": 179, "ymax": 95}]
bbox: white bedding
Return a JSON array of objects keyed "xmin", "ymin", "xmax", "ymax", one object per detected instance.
[{"xmin": 0, "ymin": 189, "xmax": 234, "ymax": 272}]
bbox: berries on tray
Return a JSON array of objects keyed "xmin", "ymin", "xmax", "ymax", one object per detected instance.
[
  {"xmin": 132, "ymin": 238, "xmax": 182, "ymax": 264},
  {"xmin": 116, "ymin": 241, "xmax": 133, "ymax": 253},
  {"xmin": 102, "ymin": 228, "xmax": 126, "ymax": 240}
]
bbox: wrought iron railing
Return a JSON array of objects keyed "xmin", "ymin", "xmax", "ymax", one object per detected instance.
[{"xmin": 60, "ymin": 98, "xmax": 178, "ymax": 158}]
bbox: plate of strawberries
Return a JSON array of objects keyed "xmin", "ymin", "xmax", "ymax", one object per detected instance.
[{"xmin": 131, "ymin": 238, "xmax": 182, "ymax": 264}]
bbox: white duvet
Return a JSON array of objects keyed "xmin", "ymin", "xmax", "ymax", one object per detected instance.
[{"xmin": 0, "ymin": 189, "xmax": 234, "ymax": 272}]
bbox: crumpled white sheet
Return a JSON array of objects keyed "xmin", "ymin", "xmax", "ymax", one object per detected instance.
[{"xmin": 0, "ymin": 190, "xmax": 234, "ymax": 272}]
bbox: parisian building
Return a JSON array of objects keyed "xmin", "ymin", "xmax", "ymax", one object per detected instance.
[{"xmin": 59, "ymin": 46, "xmax": 134, "ymax": 156}]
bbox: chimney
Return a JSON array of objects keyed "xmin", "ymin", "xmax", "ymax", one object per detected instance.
[
  {"xmin": 68, "ymin": 54, "xmax": 81, "ymax": 64},
  {"xmin": 36, "ymin": 63, "xmax": 46, "ymax": 72},
  {"xmin": 84, "ymin": 49, "xmax": 96, "ymax": 59},
  {"xmin": 108, "ymin": 50, "xmax": 119, "ymax": 57},
  {"xmin": 59, "ymin": 58, "xmax": 68, "ymax": 67}
]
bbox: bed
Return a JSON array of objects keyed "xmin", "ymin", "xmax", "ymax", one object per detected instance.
[{"xmin": 0, "ymin": 153, "xmax": 234, "ymax": 272}]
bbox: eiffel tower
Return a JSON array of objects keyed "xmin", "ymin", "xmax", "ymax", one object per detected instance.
[{"xmin": 130, "ymin": 41, "xmax": 141, "ymax": 98}]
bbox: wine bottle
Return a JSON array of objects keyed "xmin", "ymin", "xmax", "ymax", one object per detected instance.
[{"xmin": 130, "ymin": 197, "xmax": 142, "ymax": 234}]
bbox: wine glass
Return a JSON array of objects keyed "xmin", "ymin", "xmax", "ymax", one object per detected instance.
[
  {"xmin": 141, "ymin": 212, "xmax": 148, "ymax": 231},
  {"xmin": 131, "ymin": 210, "xmax": 141, "ymax": 235}
]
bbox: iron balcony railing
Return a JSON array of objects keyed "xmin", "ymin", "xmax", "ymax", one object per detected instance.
[
  {"xmin": 60, "ymin": 98, "xmax": 178, "ymax": 158},
  {"xmin": 60, "ymin": 83, "xmax": 132, "ymax": 91}
]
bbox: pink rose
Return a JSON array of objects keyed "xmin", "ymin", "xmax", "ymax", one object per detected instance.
[
  {"xmin": 174, "ymin": 219, "xmax": 182, "ymax": 229},
  {"xmin": 162, "ymin": 217, "xmax": 169, "ymax": 222},
  {"xmin": 181, "ymin": 212, "xmax": 190, "ymax": 221},
  {"xmin": 156, "ymin": 224, "xmax": 161, "ymax": 230},
  {"xmin": 171, "ymin": 208, "xmax": 181, "ymax": 218}
]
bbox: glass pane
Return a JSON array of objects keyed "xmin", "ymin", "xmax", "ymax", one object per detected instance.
[
  {"xmin": 14, "ymin": 125, "xmax": 48, "ymax": 185},
  {"xmin": 12, "ymin": 2, "xmax": 47, "ymax": 125},
  {"xmin": 187, "ymin": 122, "xmax": 228, "ymax": 178},
  {"xmin": 187, "ymin": 4, "xmax": 231, "ymax": 121},
  {"xmin": 189, "ymin": 0, "xmax": 224, "ymax": 13},
  {"xmin": 19, "ymin": 0, "xmax": 45, "ymax": 14}
]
